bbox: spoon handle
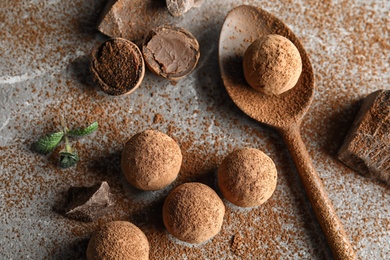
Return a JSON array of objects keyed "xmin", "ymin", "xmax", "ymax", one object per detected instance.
[{"xmin": 280, "ymin": 125, "xmax": 356, "ymax": 260}]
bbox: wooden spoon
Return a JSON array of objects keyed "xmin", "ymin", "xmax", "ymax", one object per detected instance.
[{"xmin": 218, "ymin": 5, "xmax": 356, "ymax": 259}]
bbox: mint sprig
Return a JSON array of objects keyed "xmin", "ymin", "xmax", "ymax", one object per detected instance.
[
  {"xmin": 60, "ymin": 151, "xmax": 80, "ymax": 168},
  {"xmin": 32, "ymin": 131, "xmax": 64, "ymax": 155},
  {"xmin": 33, "ymin": 119, "xmax": 98, "ymax": 168},
  {"xmin": 68, "ymin": 121, "xmax": 99, "ymax": 137}
]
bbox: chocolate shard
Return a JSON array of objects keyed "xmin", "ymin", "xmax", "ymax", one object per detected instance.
[
  {"xmin": 338, "ymin": 90, "xmax": 390, "ymax": 184},
  {"xmin": 97, "ymin": 0, "xmax": 182, "ymax": 42},
  {"xmin": 58, "ymin": 181, "xmax": 115, "ymax": 222}
]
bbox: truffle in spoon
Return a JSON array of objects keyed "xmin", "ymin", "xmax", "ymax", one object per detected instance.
[{"xmin": 243, "ymin": 34, "xmax": 302, "ymax": 95}]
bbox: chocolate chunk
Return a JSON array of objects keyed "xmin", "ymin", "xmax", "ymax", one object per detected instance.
[
  {"xmin": 142, "ymin": 25, "xmax": 200, "ymax": 80},
  {"xmin": 97, "ymin": 0, "xmax": 179, "ymax": 42},
  {"xmin": 56, "ymin": 181, "xmax": 115, "ymax": 222},
  {"xmin": 338, "ymin": 90, "xmax": 390, "ymax": 184},
  {"xmin": 166, "ymin": 0, "xmax": 194, "ymax": 17}
]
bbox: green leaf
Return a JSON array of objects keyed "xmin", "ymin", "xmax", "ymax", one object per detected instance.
[
  {"xmin": 33, "ymin": 131, "xmax": 64, "ymax": 155},
  {"xmin": 67, "ymin": 121, "xmax": 98, "ymax": 137},
  {"xmin": 59, "ymin": 151, "xmax": 79, "ymax": 168}
]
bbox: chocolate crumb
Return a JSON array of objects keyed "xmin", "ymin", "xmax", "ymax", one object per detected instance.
[
  {"xmin": 231, "ymin": 233, "xmax": 245, "ymax": 256},
  {"xmin": 153, "ymin": 113, "xmax": 164, "ymax": 124}
]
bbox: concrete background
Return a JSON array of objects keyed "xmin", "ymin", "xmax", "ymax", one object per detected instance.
[{"xmin": 0, "ymin": 0, "xmax": 389, "ymax": 259}]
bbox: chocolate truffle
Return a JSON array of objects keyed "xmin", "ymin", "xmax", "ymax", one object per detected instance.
[
  {"xmin": 86, "ymin": 221, "xmax": 149, "ymax": 260},
  {"xmin": 121, "ymin": 130, "xmax": 182, "ymax": 191},
  {"xmin": 243, "ymin": 34, "xmax": 302, "ymax": 95},
  {"xmin": 91, "ymin": 38, "xmax": 145, "ymax": 96},
  {"xmin": 142, "ymin": 25, "xmax": 200, "ymax": 80},
  {"xmin": 163, "ymin": 182, "xmax": 225, "ymax": 244},
  {"xmin": 218, "ymin": 148, "xmax": 277, "ymax": 207}
]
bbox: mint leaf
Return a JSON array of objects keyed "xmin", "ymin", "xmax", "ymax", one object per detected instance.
[
  {"xmin": 59, "ymin": 151, "xmax": 79, "ymax": 168},
  {"xmin": 68, "ymin": 121, "xmax": 98, "ymax": 137},
  {"xmin": 33, "ymin": 131, "xmax": 64, "ymax": 155}
]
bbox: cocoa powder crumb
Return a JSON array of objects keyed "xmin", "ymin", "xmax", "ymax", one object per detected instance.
[
  {"xmin": 153, "ymin": 113, "xmax": 164, "ymax": 124},
  {"xmin": 231, "ymin": 233, "xmax": 245, "ymax": 256}
]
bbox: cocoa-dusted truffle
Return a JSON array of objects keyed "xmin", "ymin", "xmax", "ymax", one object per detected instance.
[
  {"xmin": 86, "ymin": 221, "xmax": 149, "ymax": 260},
  {"xmin": 218, "ymin": 148, "xmax": 277, "ymax": 207},
  {"xmin": 243, "ymin": 34, "xmax": 302, "ymax": 95},
  {"xmin": 91, "ymin": 38, "xmax": 145, "ymax": 96},
  {"xmin": 163, "ymin": 182, "xmax": 225, "ymax": 244},
  {"xmin": 142, "ymin": 25, "xmax": 200, "ymax": 80},
  {"xmin": 121, "ymin": 130, "xmax": 182, "ymax": 191}
]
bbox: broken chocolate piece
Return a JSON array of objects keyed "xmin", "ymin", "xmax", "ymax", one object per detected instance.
[
  {"xmin": 338, "ymin": 90, "xmax": 390, "ymax": 184},
  {"xmin": 56, "ymin": 181, "xmax": 115, "ymax": 222},
  {"xmin": 97, "ymin": 0, "xmax": 181, "ymax": 42}
]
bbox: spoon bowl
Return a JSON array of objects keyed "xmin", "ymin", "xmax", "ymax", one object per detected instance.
[
  {"xmin": 219, "ymin": 5, "xmax": 355, "ymax": 259},
  {"xmin": 219, "ymin": 5, "xmax": 314, "ymax": 129}
]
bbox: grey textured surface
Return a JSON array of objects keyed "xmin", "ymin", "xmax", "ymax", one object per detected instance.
[{"xmin": 0, "ymin": 0, "xmax": 389, "ymax": 259}]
